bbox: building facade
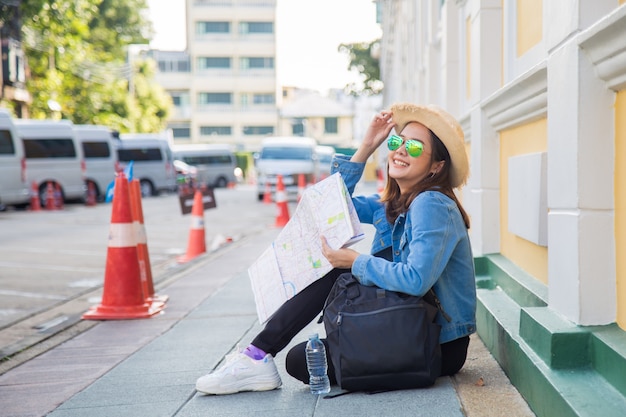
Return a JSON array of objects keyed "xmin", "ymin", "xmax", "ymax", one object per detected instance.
[
  {"xmin": 153, "ymin": 0, "xmax": 279, "ymax": 151},
  {"xmin": 377, "ymin": 0, "xmax": 626, "ymax": 414}
]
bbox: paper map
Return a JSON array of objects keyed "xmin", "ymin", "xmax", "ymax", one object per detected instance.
[{"xmin": 248, "ymin": 173, "xmax": 364, "ymax": 324}]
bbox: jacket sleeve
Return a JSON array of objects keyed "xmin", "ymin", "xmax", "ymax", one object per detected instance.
[{"xmin": 351, "ymin": 192, "xmax": 462, "ymax": 296}]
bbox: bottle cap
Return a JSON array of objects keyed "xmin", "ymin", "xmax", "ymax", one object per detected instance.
[{"xmin": 308, "ymin": 333, "xmax": 319, "ymax": 340}]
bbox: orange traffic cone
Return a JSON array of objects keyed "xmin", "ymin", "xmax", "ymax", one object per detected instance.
[
  {"xmin": 54, "ymin": 183, "xmax": 64, "ymax": 210},
  {"xmin": 274, "ymin": 174, "xmax": 290, "ymax": 227},
  {"xmin": 82, "ymin": 173, "xmax": 163, "ymax": 320},
  {"xmin": 177, "ymin": 189, "xmax": 207, "ymax": 263},
  {"xmin": 85, "ymin": 181, "xmax": 97, "ymax": 206},
  {"xmin": 297, "ymin": 173, "xmax": 306, "ymax": 203},
  {"xmin": 263, "ymin": 181, "xmax": 272, "ymax": 204},
  {"xmin": 377, "ymin": 168, "xmax": 385, "ymax": 194},
  {"xmin": 29, "ymin": 181, "xmax": 41, "ymax": 211},
  {"xmin": 45, "ymin": 182, "xmax": 56, "ymax": 210},
  {"xmin": 129, "ymin": 179, "xmax": 168, "ymax": 306}
]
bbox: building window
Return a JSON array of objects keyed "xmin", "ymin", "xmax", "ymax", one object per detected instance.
[
  {"xmin": 157, "ymin": 57, "xmax": 190, "ymax": 73},
  {"xmin": 196, "ymin": 21, "xmax": 230, "ymax": 34},
  {"xmin": 240, "ymin": 57, "xmax": 274, "ymax": 70},
  {"xmin": 197, "ymin": 57, "xmax": 231, "ymax": 70},
  {"xmin": 253, "ymin": 93, "xmax": 275, "ymax": 105},
  {"xmin": 200, "ymin": 126, "xmax": 232, "ymax": 135},
  {"xmin": 169, "ymin": 91, "xmax": 190, "ymax": 107},
  {"xmin": 243, "ymin": 126, "xmax": 274, "ymax": 135},
  {"xmin": 239, "ymin": 22, "xmax": 274, "ymax": 34},
  {"xmin": 171, "ymin": 127, "xmax": 191, "ymax": 139},
  {"xmin": 198, "ymin": 92, "xmax": 232, "ymax": 105},
  {"xmin": 324, "ymin": 117, "xmax": 338, "ymax": 134},
  {"xmin": 292, "ymin": 119, "xmax": 304, "ymax": 136}
]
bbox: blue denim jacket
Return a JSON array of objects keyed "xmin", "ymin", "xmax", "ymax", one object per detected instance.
[{"xmin": 331, "ymin": 155, "xmax": 476, "ymax": 344}]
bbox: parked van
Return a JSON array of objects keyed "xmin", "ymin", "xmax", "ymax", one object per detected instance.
[
  {"xmin": 73, "ymin": 125, "xmax": 119, "ymax": 201},
  {"xmin": 254, "ymin": 136, "xmax": 317, "ymax": 200},
  {"xmin": 0, "ymin": 109, "xmax": 29, "ymax": 208},
  {"xmin": 116, "ymin": 133, "xmax": 176, "ymax": 197},
  {"xmin": 173, "ymin": 144, "xmax": 238, "ymax": 188},
  {"xmin": 315, "ymin": 145, "xmax": 335, "ymax": 181},
  {"xmin": 14, "ymin": 119, "xmax": 86, "ymax": 204}
]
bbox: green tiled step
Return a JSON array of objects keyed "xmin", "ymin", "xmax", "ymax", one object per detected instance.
[{"xmin": 475, "ymin": 255, "xmax": 626, "ymax": 417}]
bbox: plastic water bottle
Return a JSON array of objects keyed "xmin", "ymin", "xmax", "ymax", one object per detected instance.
[{"xmin": 305, "ymin": 333, "xmax": 331, "ymax": 395}]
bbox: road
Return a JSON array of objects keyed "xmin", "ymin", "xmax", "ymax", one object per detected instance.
[{"xmin": 0, "ymin": 184, "xmax": 278, "ymax": 370}]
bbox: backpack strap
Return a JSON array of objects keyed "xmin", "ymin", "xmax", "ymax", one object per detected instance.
[{"xmin": 423, "ymin": 288, "xmax": 452, "ymax": 322}]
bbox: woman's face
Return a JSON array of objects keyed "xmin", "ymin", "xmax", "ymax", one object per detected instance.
[{"xmin": 387, "ymin": 122, "xmax": 442, "ymax": 194}]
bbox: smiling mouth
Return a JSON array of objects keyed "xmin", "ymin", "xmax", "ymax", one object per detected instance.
[{"xmin": 393, "ymin": 159, "xmax": 409, "ymax": 167}]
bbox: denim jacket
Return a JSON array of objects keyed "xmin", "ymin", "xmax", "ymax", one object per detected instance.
[{"xmin": 331, "ymin": 155, "xmax": 477, "ymax": 344}]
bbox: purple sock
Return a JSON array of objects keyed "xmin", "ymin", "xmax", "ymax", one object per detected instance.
[{"xmin": 243, "ymin": 344, "xmax": 266, "ymax": 360}]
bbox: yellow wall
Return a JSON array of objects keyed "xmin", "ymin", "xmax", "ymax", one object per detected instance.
[
  {"xmin": 516, "ymin": 0, "xmax": 543, "ymax": 57},
  {"xmin": 616, "ymin": 91, "xmax": 626, "ymax": 329},
  {"xmin": 500, "ymin": 118, "xmax": 549, "ymax": 283}
]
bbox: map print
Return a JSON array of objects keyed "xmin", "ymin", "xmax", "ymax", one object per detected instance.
[{"xmin": 248, "ymin": 173, "xmax": 364, "ymax": 324}]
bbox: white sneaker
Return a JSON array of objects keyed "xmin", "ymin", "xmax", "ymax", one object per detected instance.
[{"xmin": 195, "ymin": 347, "xmax": 282, "ymax": 395}]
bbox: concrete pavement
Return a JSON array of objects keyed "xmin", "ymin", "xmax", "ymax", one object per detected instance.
[{"xmin": 0, "ymin": 218, "xmax": 535, "ymax": 416}]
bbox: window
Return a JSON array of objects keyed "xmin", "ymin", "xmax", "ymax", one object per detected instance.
[
  {"xmin": 253, "ymin": 93, "xmax": 275, "ymax": 105},
  {"xmin": 198, "ymin": 92, "xmax": 232, "ymax": 105},
  {"xmin": 82, "ymin": 142, "xmax": 111, "ymax": 158},
  {"xmin": 196, "ymin": 21, "xmax": 230, "ymax": 34},
  {"xmin": 183, "ymin": 155, "xmax": 233, "ymax": 165},
  {"xmin": 240, "ymin": 57, "xmax": 274, "ymax": 70},
  {"xmin": 171, "ymin": 127, "xmax": 191, "ymax": 138},
  {"xmin": 243, "ymin": 126, "xmax": 274, "ymax": 135},
  {"xmin": 260, "ymin": 146, "xmax": 313, "ymax": 160},
  {"xmin": 324, "ymin": 117, "xmax": 338, "ymax": 134},
  {"xmin": 118, "ymin": 148, "xmax": 162, "ymax": 162},
  {"xmin": 169, "ymin": 91, "xmax": 190, "ymax": 107},
  {"xmin": 0, "ymin": 130, "xmax": 16, "ymax": 155},
  {"xmin": 197, "ymin": 57, "xmax": 231, "ymax": 70},
  {"xmin": 292, "ymin": 119, "xmax": 304, "ymax": 136},
  {"xmin": 200, "ymin": 126, "xmax": 232, "ymax": 135},
  {"xmin": 239, "ymin": 22, "xmax": 273, "ymax": 34},
  {"xmin": 23, "ymin": 139, "xmax": 76, "ymax": 158},
  {"xmin": 158, "ymin": 57, "xmax": 190, "ymax": 73}
]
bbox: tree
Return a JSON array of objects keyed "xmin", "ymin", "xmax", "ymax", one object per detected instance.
[
  {"xmin": 19, "ymin": 0, "xmax": 170, "ymax": 132},
  {"xmin": 339, "ymin": 39, "xmax": 383, "ymax": 96}
]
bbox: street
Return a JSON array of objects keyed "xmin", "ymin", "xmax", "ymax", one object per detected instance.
[{"xmin": 0, "ymin": 184, "xmax": 278, "ymax": 364}]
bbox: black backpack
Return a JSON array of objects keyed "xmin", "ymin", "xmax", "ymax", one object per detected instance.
[{"xmin": 322, "ymin": 273, "xmax": 443, "ymax": 392}]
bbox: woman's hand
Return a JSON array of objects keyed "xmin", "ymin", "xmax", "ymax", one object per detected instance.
[
  {"xmin": 351, "ymin": 110, "xmax": 396, "ymax": 163},
  {"xmin": 321, "ymin": 236, "xmax": 359, "ymax": 269}
]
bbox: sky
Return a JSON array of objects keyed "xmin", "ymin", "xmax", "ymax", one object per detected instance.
[{"xmin": 146, "ymin": 0, "xmax": 381, "ymax": 94}]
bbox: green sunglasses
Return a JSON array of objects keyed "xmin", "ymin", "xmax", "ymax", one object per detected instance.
[{"xmin": 386, "ymin": 135, "xmax": 425, "ymax": 157}]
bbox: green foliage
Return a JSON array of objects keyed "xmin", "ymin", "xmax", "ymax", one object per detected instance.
[
  {"xmin": 338, "ymin": 40, "xmax": 383, "ymax": 96},
  {"xmin": 18, "ymin": 0, "xmax": 170, "ymax": 132}
]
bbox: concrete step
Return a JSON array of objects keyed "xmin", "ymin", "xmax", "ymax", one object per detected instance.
[{"xmin": 475, "ymin": 255, "xmax": 626, "ymax": 417}]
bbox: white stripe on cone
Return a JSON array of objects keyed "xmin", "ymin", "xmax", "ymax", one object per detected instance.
[
  {"xmin": 189, "ymin": 215, "xmax": 204, "ymax": 230},
  {"xmin": 133, "ymin": 222, "xmax": 147, "ymax": 245},
  {"xmin": 108, "ymin": 223, "xmax": 136, "ymax": 248},
  {"xmin": 275, "ymin": 190, "xmax": 286, "ymax": 202}
]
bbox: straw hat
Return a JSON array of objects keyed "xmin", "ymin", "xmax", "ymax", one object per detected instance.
[{"xmin": 390, "ymin": 103, "xmax": 469, "ymax": 188}]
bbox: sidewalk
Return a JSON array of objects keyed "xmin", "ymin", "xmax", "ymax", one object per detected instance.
[{"xmin": 0, "ymin": 224, "xmax": 535, "ymax": 417}]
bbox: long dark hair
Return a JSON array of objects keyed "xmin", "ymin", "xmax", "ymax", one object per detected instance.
[{"xmin": 380, "ymin": 131, "xmax": 470, "ymax": 229}]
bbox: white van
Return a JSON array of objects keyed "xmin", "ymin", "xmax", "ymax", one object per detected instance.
[
  {"xmin": 173, "ymin": 144, "xmax": 238, "ymax": 188},
  {"xmin": 0, "ymin": 109, "xmax": 29, "ymax": 208},
  {"xmin": 315, "ymin": 145, "xmax": 335, "ymax": 181},
  {"xmin": 73, "ymin": 125, "xmax": 119, "ymax": 201},
  {"xmin": 254, "ymin": 136, "xmax": 318, "ymax": 200},
  {"xmin": 14, "ymin": 119, "xmax": 86, "ymax": 203},
  {"xmin": 116, "ymin": 133, "xmax": 177, "ymax": 197}
]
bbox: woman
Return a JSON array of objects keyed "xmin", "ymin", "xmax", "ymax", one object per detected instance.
[{"xmin": 195, "ymin": 103, "xmax": 476, "ymax": 395}]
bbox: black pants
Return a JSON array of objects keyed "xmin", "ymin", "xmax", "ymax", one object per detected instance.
[{"xmin": 251, "ymin": 259, "xmax": 470, "ymax": 384}]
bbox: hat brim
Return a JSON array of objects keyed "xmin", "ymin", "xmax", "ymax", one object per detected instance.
[{"xmin": 390, "ymin": 103, "xmax": 469, "ymax": 188}]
